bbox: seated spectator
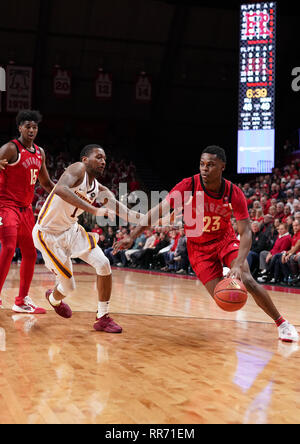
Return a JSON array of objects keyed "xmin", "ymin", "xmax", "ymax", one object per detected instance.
[
  {"xmin": 253, "ymin": 208, "xmax": 264, "ymax": 225},
  {"xmin": 247, "ymin": 221, "xmax": 270, "ymax": 277},
  {"xmin": 132, "ymin": 232, "xmax": 169, "ymax": 269},
  {"xmin": 105, "ymin": 230, "xmax": 123, "ymax": 265},
  {"xmin": 275, "ymin": 202, "xmax": 285, "ymax": 221},
  {"xmin": 257, "ymin": 223, "xmax": 292, "ymax": 283},
  {"xmin": 117, "ymin": 230, "xmax": 147, "ymax": 267},
  {"xmin": 286, "ymin": 215, "xmax": 295, "ymax": 235},
  {"xmin": 174, "ymin": 228, "xmax": 189, "ymax": 275},
  {"xmin": 282, "ymin": 205, "xmax": 292, "ymax": 223},
  {"xmin": 280, "ymin": 220, "xmax": 300, "ymax": 285},
  {"xmin": 268, "ymin": 205, "xmax": 277, "ymax": 219},
  {"xmin": 131, "ymin": 232, "xmax": 158, "ymax": 267},
  {"xmin": 160, "ymin": 230, "xmax": 180, "ymax": 271},
  {"xmin": 286, "ymin": 190, "xmax": 299, "ymax": 213},
  {"xmin": 92, "ymin": 223, "xmax": 103, "ymax": 240},
  {"xmin": 242, "ymin": 183, "xmax": 254, "ymax": 199},
  {"xmin": 295, "ymin": 211, "xmax": 300, "ymax": 224},
  {"xmin": 260, "ymin": 195, "xmax": 269, "ymax": 214}
]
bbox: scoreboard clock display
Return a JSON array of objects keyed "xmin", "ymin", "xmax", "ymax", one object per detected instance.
[{"xmin": 237, "ymin": 2, "xmax": 276, "ymax": 174}]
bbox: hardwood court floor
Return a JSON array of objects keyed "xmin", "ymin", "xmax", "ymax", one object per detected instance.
[{"xmin": 1, "ymin": 264, "xmax": 300, "ymax": 424}]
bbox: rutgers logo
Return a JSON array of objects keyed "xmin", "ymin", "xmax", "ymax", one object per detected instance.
[
  {"xmin": 0, "ymin": 217, "xmax": 3, "ymax": 226},
  {"xmin": 245, "ymin": 12, "xmax": 272, "ymax": 38}
]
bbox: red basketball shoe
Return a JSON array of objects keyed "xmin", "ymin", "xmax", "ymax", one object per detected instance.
[
  {"xmin": 12, "ymin": 296, "xmax": 46, "ymax": 314},
  {"xmin": 94, "ymin": 314, "xmax": 122, "ymax": 333},
  {"xmin": 45, "ymin": 290, "xmax": 72, "ymax": 319}
]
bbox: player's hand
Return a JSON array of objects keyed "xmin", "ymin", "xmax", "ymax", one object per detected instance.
[
  {"xmin": 95, "ymin": 208, "xmax": 115, "ymax": 221},
  {"xmin": 0, "ymin": 159, "xmax": 8, "ymax": 171},
  {"xmin": 228, "ymin": 259, "xmax": 243, "ymax": 281},
  {"xmin": 113, "ymin": 236, "xmax": 134, "ymax": 254}
]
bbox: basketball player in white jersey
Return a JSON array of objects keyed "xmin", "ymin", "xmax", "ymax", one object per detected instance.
[{"xmin": 33, "ymin": 144, "xmax": 141, "ymax": 333}]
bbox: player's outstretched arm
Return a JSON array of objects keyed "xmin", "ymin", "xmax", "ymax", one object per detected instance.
[
  {"xmin": 54, "ymin": 163, "xmax": 103, "ymax": 216},
  {"xmin": 113, "ymin": 198, "xmax": 172, "ymax": 253},
  {"xmin": 97, "ymin": 184, "xmax": 144, "ymax": 224}
]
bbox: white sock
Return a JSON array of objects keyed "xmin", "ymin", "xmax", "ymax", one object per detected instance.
[
  {"xmin": 97, "ymin": 301, "xmax": 109, "ymax": 319},
  {"xmin": 49, "ymin": 292, "xmax": 61, "ymax": 307}
]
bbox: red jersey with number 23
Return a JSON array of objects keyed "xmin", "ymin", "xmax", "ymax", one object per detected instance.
[
  {"xmin": 167, "ymin": 173, "xmax": 249, "ymax": 246},
  {"xmin": 0, "ymin": 139, "xmax": 42, "ymax": 209}
]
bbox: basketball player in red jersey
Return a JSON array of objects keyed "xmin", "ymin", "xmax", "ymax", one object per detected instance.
[
  {"xmin": 0, "ymin": 110, "xmax": 55, "ymax": 313},
  {"xmin": 114, "ymin": 146, "xmax": 298, "ymax": 342}
]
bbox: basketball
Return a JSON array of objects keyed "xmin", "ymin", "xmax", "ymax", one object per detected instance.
[{"xmin": 214, "ymin": 278, "xmax": 248, "ymax": 312}]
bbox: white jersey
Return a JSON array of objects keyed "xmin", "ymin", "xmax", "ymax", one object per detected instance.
[{"xmin": 37, "ymin": 172, "xmax": 100, "ymax": 233}]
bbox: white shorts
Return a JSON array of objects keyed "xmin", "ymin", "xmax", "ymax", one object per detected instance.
[{"xmin": 32, "ymin": 223, "xmax": 111, "ymax": 294}]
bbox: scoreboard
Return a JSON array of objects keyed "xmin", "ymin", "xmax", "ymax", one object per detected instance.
[{"xmin": 237, "ymin": 2, "xmax": 277, "ymax": 174}]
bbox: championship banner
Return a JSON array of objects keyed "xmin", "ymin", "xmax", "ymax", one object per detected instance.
[
  {"xmin": 135, "ymin": 73, "xmax": 152, "ymax": 103},
  {"xmin": 95, "ymin": 69, "xmax": 112, "ymax": 100},
  {"xmin": 53, "ymin": 68, "xmax": 72, "ymax": 97},
  {"xmin": 6, "ymin": 65, "xmax": 33, "ymax": 112}
]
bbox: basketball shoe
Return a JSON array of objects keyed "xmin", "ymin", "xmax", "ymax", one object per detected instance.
[
  {"xmin": 94, "ymin": 314, "xmax": 122, "ymax": 333},
  {"xmin": 45, "ymin": 290, "xmax": 72, "ymax": 318},
  {"xmin": 278, "ymin": 321, "xmax": 299, "ymax": 342},
  {"xmin": 12, "ymin": 296, "xmax": 46, "ymax": 314}
]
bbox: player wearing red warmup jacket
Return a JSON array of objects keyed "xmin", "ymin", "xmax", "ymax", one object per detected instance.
[
  {"xmin": 0, "ymin": 110, "xmax": 55, "ymax": 313},
  {"xmin": 114, "ymin": 145, "xmax": 299, "ymax": 342}
]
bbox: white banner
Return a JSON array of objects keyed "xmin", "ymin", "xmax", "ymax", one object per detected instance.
[
  {"xmin": 135, "ymin": 73, "xmax": 152, "ymax": 103},
  {"xmin": 95, "ymin": 70, "xmax": 112, "ymax": 100},
  {"xmin": 6, "ymin": 65, "xmax": 33, "ymax": 112},
  {"xmin": 53, "ymin": 68, "xmax": 72, "ymax": 97}
]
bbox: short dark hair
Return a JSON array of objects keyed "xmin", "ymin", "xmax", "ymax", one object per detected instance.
[
  {"xmin": 80, "ymin": 144, "xmax": 103, "ymax": 161},
  {"xmin": 16, "ymin": 110, "xmax": 42, "ymax": 127},
  {"xmin": 202, "ymin": 145, "xmax": 226, "ymax": 163}
]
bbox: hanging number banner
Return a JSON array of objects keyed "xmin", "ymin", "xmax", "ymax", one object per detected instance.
[
  {"xmin": 6, "ymin": 65, "xmax": 33, "ymax": 112},
  {"xmin": 53, "ymin": 68, "xmax": 72, "ymax": 97},
  {"xmin": 95, "ymin": 70, "xmax": 112, "ymax": 100},
  {"xmin": 135, "ymin": 73, "xmax": 152, "ymax": 103}
]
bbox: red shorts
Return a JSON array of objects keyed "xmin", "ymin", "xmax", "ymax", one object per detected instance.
[
  {"xmin": 0, "ymin": 206, "xmax": 35, "ymax": 243},
  {"xmin": 187, "ymin": 231, "xmax": 240, "ymax": 285}
]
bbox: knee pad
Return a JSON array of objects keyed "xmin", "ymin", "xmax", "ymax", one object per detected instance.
[{"xmin": 95, "ymin": 256, "xmax": 112, "ymax": 276}]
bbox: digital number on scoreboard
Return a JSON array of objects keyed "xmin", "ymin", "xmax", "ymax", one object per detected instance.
[{"xmin": 237, "ymin": 2, "xmax": 276, "ymax": 174}]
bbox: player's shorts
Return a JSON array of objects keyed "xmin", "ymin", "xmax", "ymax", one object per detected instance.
[
  {"xmin": 187, "ymin": 230, "xmax": 240, "ymax": 285},
  {"xmin": 0, "ymin": 205, "xmax": 35, "ymax": 241},
  {"xmin": 32, "ymin": 222, "xmax": 111, "ymax": 283}
]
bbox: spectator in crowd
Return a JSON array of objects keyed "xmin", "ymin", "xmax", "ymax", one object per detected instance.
[
  {"xmin": 282, "ymin": 205, "xmax": 292, "ymax": 223},
  {"xmin": 286, "ymin": 215, "xmax": 295, "ymax": 235},
  {"xmin": 268, "ymin": 205, "xmax": 277, "ymax": 219},
  {"xmin": 92, "ymin": 223, "xmax": 103, "ymax": 240},
  {"xmin": 286, "ymin": 190, "xmax": 299, "ymax": 213},
  {"xmin": 254, "ymin": 207, "xmax": 264, "ymax": 225},
  {"xmin": 160, "ymin": 230, "xmax": 180, "ymax": 272},
  {"xmin": 131, "ymin": 232, "xmax": 158, "ymax": 267},
  {"xmin": 138, "ymin": 232, "xmax": 170, "ymax": 269},
  {"xmin": 247, "ymin": 221, "xmax": 270, "ymax": 277},
  {"xmin": 280, "ymin": 220, "xmax": 300, "ymax": 285},
  {"xmin": 174, "ymin": 228, "xmax": 189, "ymax": 275},
  {"xmin": 117, "ymin": 230, "xmax": 147, "ymax": 267},
  {"xmin": 275, "ymin": 202, "xmax": 285, "ymax": 221},
  {"xmin": 242, "ymin": 183, "xmax": 254, "ymax": 198},
  {"xmin": 257, "ymin": 223, "xmax": 292, "ymax": 283}
]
